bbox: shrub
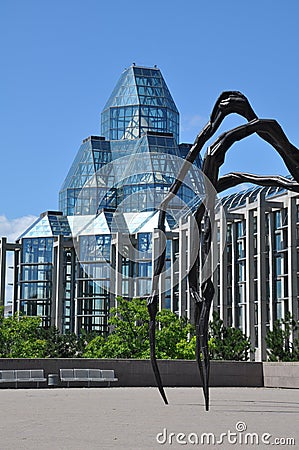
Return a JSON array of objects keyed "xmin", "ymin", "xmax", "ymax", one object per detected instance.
[
  {"xmin": 209, "ymin": 312, "xmax": 252, "ymax": 361},
  {"xmin": 266, "ymin": 312, "xmax": 299, "ymax": 361}
]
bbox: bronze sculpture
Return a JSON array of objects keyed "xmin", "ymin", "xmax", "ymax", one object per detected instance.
[{"xmin": 147, "ymin": 91, "xmax": 299, "ymax": 410}]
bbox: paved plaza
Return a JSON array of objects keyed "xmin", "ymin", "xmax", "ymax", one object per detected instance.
[{"xmin": 0, "ymin": 387, "xmax": 298, "ymax": 449}]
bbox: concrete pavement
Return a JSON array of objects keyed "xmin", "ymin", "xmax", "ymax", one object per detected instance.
[{"xmin": 0, "ymin": 387, "xmax": 298, "ymax": 449}]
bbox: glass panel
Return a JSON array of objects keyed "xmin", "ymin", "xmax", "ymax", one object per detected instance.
[
  {"xmin": 276, "ymin": 280, "xmax": 282, "ymax": 299},
  {"xmin": 275, "ymin": 211, "xmax": 281, "ymax": 228},
  {"xmin": 237, "ymin": 221, "xmax": 244, "ymax": 238},
  {"xmin": 275, "ymin": 256, "xmax": 282, "ymax": 276},
  {"xmin": 275, "ymin": 233, "xmax": 282, "ymax": 251},
  {"xmin": 79, "ymin": 235, "xmax": 111, "ymax": 262},
  {"xmin": 138, "ymin": 233, "xmax": 152, "ymax": 256},
  {"xmin": 238, "ymin": 261, "xmax": 245, "ymax": 282},
  {"xmin": 22, "ymin": 238, "xmax": 53, "ymax": 264},
  {"xmin": 138, "ymin": 262, "xmax": 152, "ymax": 277}
]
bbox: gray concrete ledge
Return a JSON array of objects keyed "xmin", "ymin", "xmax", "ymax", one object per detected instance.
[
  {"xmin": 1, "ymin": 358, "xmax": 298, "ymax": 388},
  {"xmin": 263, "ymin": 362, "xmax": 299, "ymax": 388},
  {"xmin": 0, "ymin": 358, "xmax": 263, "ymax": 388}
]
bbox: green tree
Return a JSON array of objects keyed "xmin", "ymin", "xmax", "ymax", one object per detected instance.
[
  {"xmin": 0, "ymin": 313, "xmax": 47, "ymax": 358},
  {"xmin": 83, "ymin": 299, "xmax": 254, "ymax": 361},
  {"xmin": 0, "ymin": 305, "xmax": 254, "ymax": 361},
  {"xmin": 37, "ymin": 327, "xmax": 92, "ymax": 358},
  {"xmin": 83, "ymin": 335, "xmax": 107, "ymax": 358},
  {"xmin": 84, "ymin": 297, "xmax": 150, "ymax": 358},
  {"xmin": 266, "ymin": 312, "xmax": 299, "ymax": 362},
  {"xmin": 155, "ymin": 309, "xmax": 194, "ymax": 359},
  {"xmin": 175, "ymin": 335, "xmax": 197, "ymax": 360},
  {"xmin": 209, "ymin": 312, "xmax": 252, "ymax": 361},
  {"xmin": 0, "ymin": 308, "xmax": 93, "ymax": 358},
  {"xmin": 83, "ymin": 297, "xmax": 195, "ymax": 359}
]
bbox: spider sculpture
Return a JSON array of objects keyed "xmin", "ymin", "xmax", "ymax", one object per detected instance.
[{"xmin": 147, "ymin": 91, "xmax": 299, "ymax": 410}]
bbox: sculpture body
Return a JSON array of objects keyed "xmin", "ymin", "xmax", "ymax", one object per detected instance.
[{"xmin": 147, "ymin": 92, "xmax": 299, "ymax": 410}]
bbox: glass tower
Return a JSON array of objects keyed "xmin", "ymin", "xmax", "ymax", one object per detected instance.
[
  {"xmin": 13, "ymin": 65, "xmax": 202, "ymax": 335},
  {"xmin": 101, "ymin": 65, "xmax": 179, "ymax": 142},
  {"xmin": 59, "ymin": 65, "xmax": 201, "ymax": 217}
]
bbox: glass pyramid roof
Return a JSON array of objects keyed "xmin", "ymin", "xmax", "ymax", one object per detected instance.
[
  {"xmin": 101, "ymin": 65, "xmax": 179, "ymax": 142},
  {"xmin": 18, "ymin": 213, "xmax": 71, "ymax": 239},
  {"xmin": 59, "ymin": 66, "xmax": 199, "ymax": 217}
]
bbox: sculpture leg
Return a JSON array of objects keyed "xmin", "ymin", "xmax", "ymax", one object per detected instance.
[
  {"xmin": 192, "ymin": 289, "xmax": 204, "ymax": 395},
  {"xmin": 189, "ymin": 199, "xmax": 215, "ymax": 411},
  {"xmin": 191, "ymin": 276, "xmax": 214, "ymax": 411},
  {"xmin": 199, "ymin": 278, "xmax": 214, "ymax": 411},
  {"xmin": 147, "ymin": 295, "xmax": 168, "ymax": 405}
]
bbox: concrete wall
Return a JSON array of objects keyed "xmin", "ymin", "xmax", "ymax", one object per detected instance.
[
  {"xmin": 263, "ymin": 362, "xmax": 299, "ymax": 388},
  {"xmin": 1, "ymin": 359, "xmax": 298, "ymax": 388},
  {"xmin": 0, "ymin": 358, "xmax": 263, "ymax": 388}
]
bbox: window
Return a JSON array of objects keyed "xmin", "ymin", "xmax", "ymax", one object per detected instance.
[
  {"xmin": 22, "ymin": 238, "xmax": 53, "ymax": 264},
  {"xmin": 237, "ymin": 221, "xmax": 244, "ymax": 238},
  {"xmin": 79, "ymin": 235, "xmax": 111, "ymax": 262},
  {"xmin": 138, "ymin": 262, "xmax": 152, "ymax": 277},
  {"xmin": 137, "ymin": 233, "xmax": 152, "ymax": 256},
  {"xmin": 237, "ymin": 241, "xmax": 245, "ymax": 259},
  {"xmin": 276, "ymin": 280, "xmax": 282, "ymax": 299},
  {"xmin": 274, "ymin": 211, "xmax": 281, "ymax": 229},
  {"xmin": 238, "ymin": 261, "xmax": 245, "ymax": 282},
  {"xmin": 275, "ymin": 233, "xmax": 282, "ymax": 251}
]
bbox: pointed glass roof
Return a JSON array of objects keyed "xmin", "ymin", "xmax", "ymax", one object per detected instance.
[
  {"xmin": 19, "ymin": 213, "xmax": 71, "ymax": 239},
  {"xmin": 102, "ymin": 68, "xmax": 139, "ymax": 109},
  {"xmin": 60, "ymin": 136, "xmax": 111, "ymax": 191},
  {"xmin": 59, "ymin": 66, "xmax": 199, "ymax": 217},
  {"xmin": 101, "ymin": 65, "xmax": 179, "ymax": 142}
]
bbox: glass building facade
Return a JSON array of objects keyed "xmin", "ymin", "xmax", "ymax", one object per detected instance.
[
  {"xmin": 0, "ymin": 65, "xmax": 298, "ymax": 361},
  {"xmin": 213, "ymin": 186, "xmax": 299, "ymax": 360},
  {"xmin": 2, "ymin": 65, "xmax": 202, "ymax": 335}
]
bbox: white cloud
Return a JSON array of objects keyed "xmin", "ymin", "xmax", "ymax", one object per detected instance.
[{"xmin": 0, "ymin": 214, "xmax": 37, "ymax": 242}]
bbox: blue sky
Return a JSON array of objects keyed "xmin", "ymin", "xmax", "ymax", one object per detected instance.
[{"xmin": 1, "ymin": 0, "xmax": 299, "ymax": 235}]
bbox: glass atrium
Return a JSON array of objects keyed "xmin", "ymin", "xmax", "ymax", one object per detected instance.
[
  {"xmin": 1, "ymin": 64, "xmax": 299, "ymax": 361},
  {"xmin": 15, "ymin": 65, "xmax": 203, "ymax": 334},
  {"xmin": 59, "ymin": 65, "xmax": 201, "ymax": 217}
]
